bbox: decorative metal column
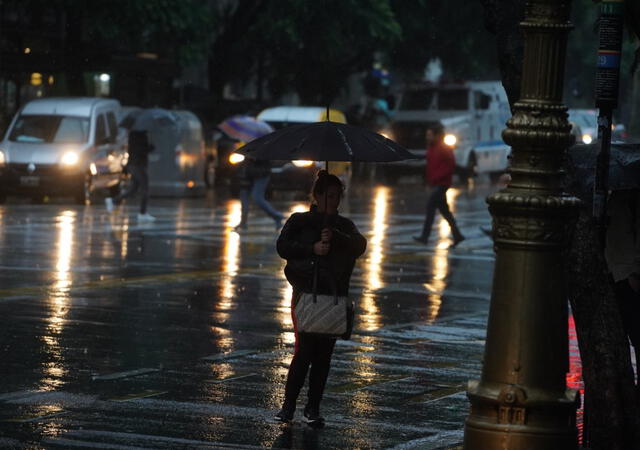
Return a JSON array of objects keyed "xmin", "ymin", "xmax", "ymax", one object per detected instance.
[{"xmin": 463, "ymin": 1, "xmax": 580, "ymax": 449}]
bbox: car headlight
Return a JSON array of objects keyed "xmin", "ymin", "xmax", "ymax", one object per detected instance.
[
  {"xmin": 582, "ymin": 134, "xmax": 593, "ymax": 145},
  {"xmin": 292, "ymin": 160, "xmax": 314, "ymax": 168},
  {"xmin": 61, "ymin": 151, "xmax": 79, "ymax": 166},
  {"xmin": 379, "ymin": 130, "xmax": 394, "ymax": 140},
  {"xmin": 444, "ymin": 134, "xmax": 457, "ymax": 147},
  {"xmin": 228, "ymin": 152, "xmax": 245, "ymax": 164}
]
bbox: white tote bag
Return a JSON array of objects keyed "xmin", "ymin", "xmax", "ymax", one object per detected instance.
[{"xmin": 294, "ymin": 293, "xmax": 349, "ymax": 337}]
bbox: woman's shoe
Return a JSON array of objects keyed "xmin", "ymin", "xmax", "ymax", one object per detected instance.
[
  {"xmin": 275, "ymin": 404, "xmax": 295, "ymax": 423},
  {"xmin": 303, "ymin": 406, "xmax": 325, "ymax": 428}
]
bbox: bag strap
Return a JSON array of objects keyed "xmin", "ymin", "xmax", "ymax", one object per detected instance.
[{"xmin": 312, "ymin": 257, "xmax": 318, "ymax": 303}]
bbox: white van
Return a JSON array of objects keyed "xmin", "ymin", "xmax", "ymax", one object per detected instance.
[
  {"xmin": 0, "ymin": 97, "xmax": 126, "ymax": 203},
  {"xmin": 385, "ymin": 81, "xmax": 512, "ymax": 181}
]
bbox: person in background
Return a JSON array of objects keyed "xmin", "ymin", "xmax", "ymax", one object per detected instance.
[
  {"xmin": 413, "ymin": 124, "xmax": 465, "ymax": 246},
  {"xmin": 605, "ymin": 190, "xmax": 640, "ymax": 387},
  {"xmin": 274, "ymin": 170, "xmax": 366, "ymax": 426},
  {"xmin": 234, "ymin": 156, "xmax": 285, "ymax": 232},
  {"xmin": 105, "ymin": 130, "xmax": 155, "ymax": 222}
]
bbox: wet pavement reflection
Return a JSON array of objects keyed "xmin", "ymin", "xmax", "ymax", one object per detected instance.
[{"xmin": 0, "ymin": 177, "xmax": 580, "ymax": 449}]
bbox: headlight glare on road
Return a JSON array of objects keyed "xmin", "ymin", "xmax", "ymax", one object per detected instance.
[
  {"xmin": 582, "ymin": 134, "xmax": 593, "ymax": 145},
  {"xmin": 61, "ymin": 151, "xmax": 79, "ymax": 166},
  {"xmin": 444, "ymin": 134, "xmax": 457, "ymax": 147},
  {"xmin": 292, "ymin": 160, "xmax": 313, "ymax": 167},
  {"xmin": 0, "ymin": 150, "xmax": 5, "ymax": 166},
  {"xmin": 229, "ymin": 152, "xmax": 245, "ymax": 164}
]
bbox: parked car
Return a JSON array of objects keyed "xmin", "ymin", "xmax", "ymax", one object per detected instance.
[{"xmin": 0, "ymin": 97, "xmax": 126, "ymax": 204}]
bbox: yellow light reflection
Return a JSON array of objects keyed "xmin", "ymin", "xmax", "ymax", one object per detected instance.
[
  {"xmin": 43, "ymin": 210, "xmax": 76, "ymax": 390},
  {"xmin": 53, "ymin": 211, "xmax": 75, "ymax": 296},
  {"xmin": 424, "ymin": 213, "xmax": 450, "ymax": 323},
  {"xmin": 361, "ymin": 186, "xmax": 388, "ymax": 331},
  {"xmin": 220, "ymin": 199, "xmax": 241, "ymax": 303},
  {"xmin": 120, "ymin": 214, "xmax": 129, "ymax": 260},
  {"xmin": 175, "ymin": 200, "xmax": 187, "ymax": 259}
]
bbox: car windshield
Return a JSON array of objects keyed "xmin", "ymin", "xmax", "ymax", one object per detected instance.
[
  {"xmin": 438, "ymin": 89, "xmax": 469, "ymax": 110},
  {"xmin": 399, "ymin": 89, "xmax": 436, "ymax": 110},
  {"xmin": 9, "ymin": 115, "xmax": 90, "ymax": 144}
]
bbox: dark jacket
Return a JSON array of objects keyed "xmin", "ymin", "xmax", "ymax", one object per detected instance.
[
  {"xmin": 277, "ymin": 207, "xmax": 367, "ymax": 297},
  {"xmin": 127, "ymin": 130, "xmax": 154, "ymax": 166}
]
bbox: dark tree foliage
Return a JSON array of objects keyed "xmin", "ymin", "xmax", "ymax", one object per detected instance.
[
  {"xmin": 389, "ymin": 0, "xmax": 501, "ymax": 83},
  {"xmin": 2, "ymin": 0, "xmax": 213, "ymax": 96},
  {"xmin": 207, "ymin": 0, "xmax": 402, "ymax": 104}
]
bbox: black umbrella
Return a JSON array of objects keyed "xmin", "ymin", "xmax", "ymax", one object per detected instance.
[
  {"xmin": 236, "ymin": 120, "xmax": 418, "ymax": 165},
  {"xmin": 566, "ymin": 142, "xmax": 640, "ymax": 197}
]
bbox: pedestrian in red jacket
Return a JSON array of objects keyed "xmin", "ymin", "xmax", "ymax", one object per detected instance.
[{"xmin": 413, "ymin": 125, "xmax": 465, "ymax": 246}]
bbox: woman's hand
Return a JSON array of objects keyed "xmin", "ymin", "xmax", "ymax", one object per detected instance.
[
  {"xmin": 313, "ymin": 240, "xmax": 330, "ymax": 256},
  {"xmin": 320, "ymin": 227, "xmax": 333, "ymax": 243}
]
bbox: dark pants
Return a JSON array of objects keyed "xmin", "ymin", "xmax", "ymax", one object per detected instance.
[
  {"xmin": 114, "ymin": 164, "xmax": 149, "ymax": 214},
  {"xmin": 419, "ymin": 185, "xmax": 462, "ymax": 241},
  {"xmin": 614, "ymin": 279, "xmax": 640, "ymax": 377},
  {"xmin": 238, "ymin": 175, "xmax": 283, "ymax": 228},
  {"xmin": 283, "ymin": 331, "xmax": 336, "ymax": 411}
]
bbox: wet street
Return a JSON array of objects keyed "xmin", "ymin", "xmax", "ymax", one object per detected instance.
[{"xmin": 0, "ymin": 176, "xmax": 500, "ymax": 449}]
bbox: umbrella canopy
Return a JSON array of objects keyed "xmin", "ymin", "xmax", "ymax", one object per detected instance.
[
  {"xmin": 218, "ymin": 115, "xmax": 274, "ymax": 142},
  {"xmin": 236, "ymin": 121, "xmax": 418, "ymax": 162},
  {"xmin": 566, "ymin": 142, "xmax": 640, "ymax": 196},
  {"xmin": 119, "ymin": 108, "xmax": 182, "ymax": 151}
]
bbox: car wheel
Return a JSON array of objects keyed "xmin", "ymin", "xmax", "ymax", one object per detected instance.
[
  {"xmin": 204, "ymin": 159, "xmax": 216, "ymax": 188},
  {"xmin": 75, "ymin": 173, "xmax": 92, "ymax": 205}
]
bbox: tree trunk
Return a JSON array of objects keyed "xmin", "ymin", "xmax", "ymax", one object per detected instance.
[
  {"xmin": 479, "ymin": 0, "xmax": 526, "ymax": 110},
  {"xmin": 565, "ymin": 212, "xmax": 640, "ymax": 450}
]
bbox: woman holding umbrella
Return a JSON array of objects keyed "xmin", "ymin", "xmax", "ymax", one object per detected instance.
[{"xmin": 275, "ymin": 170, "xmax": 367, "ymax": 426}]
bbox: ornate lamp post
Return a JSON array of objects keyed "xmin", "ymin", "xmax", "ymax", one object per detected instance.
[{"xmin": 464, "ymin": 1, "xmax": 580, "ymax": 448}]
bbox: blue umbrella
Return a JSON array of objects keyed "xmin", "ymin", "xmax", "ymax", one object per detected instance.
[{"xmin": 218, "ymin": 115, "xmax": 274, "ymax": 142}]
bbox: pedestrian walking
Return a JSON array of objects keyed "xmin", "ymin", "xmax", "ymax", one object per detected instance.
[
  {"xmin": 605, "ymin": 189, "xmax": 640, "ymax": 384},
  {"xmin": 413, "ymin": 125, "xmax": 465, "ymax": 246},
  {"xmin": 234, "ymin": 157, "xmax": 285, "ymax": 232},
  {"xmin": 105, "ymin": 130, "xmax": 155, "ymax": 222},
  {"xmin": 274, "ymin": 170, "xmax": 367, "ymax": 426}
]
